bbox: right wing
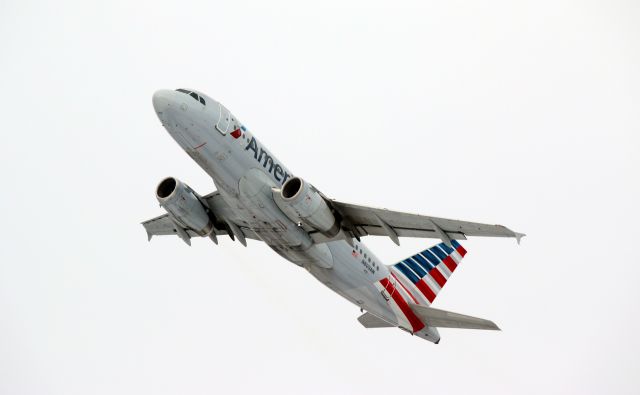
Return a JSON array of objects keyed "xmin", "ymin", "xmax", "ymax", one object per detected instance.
[{"xmin": 317, "ymin": 199, "xmax": 524, "ymax": 245}]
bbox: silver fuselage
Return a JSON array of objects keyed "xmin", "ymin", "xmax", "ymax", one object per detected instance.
[{"xmin": 151, "ymin": 89, "xmax": 439, "ymax": 342}]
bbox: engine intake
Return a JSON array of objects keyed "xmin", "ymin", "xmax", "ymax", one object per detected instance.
[
  {"xmin": 156, "ymin": 177, "xmax": 213, "ymax": 236},
  {"xmin": 274, "ymin": 177, "xmax": 340, "ymax": 237},
  {"xmin": 282, "ymin": 177, "xmax": 303, "ymax": 199},
  {"xmin": 157, "ymin": 177, "xmax": 177, "ymax": 199}
]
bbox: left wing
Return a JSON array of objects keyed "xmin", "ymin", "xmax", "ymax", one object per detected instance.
[
  {"xmin": 142, "ymin": 191, "xmax": 260, "ymax": 245},
  {"xmin": 142, "ymin": 213, "xmax": 201, "ymax": 238}
]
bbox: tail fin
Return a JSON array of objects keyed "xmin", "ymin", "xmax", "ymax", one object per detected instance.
[{"xmin": 388, "ymin": 240, "xmax": 467, "ymax": 305}]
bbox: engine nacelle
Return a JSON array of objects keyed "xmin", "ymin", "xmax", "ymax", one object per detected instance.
[
  {"xmin": 274, "ymin": 177, "xmax": 340, "ymax": 237},
  {"xmin": 156, "ymin": 177, "xmax": 213, "ymax": 236}
]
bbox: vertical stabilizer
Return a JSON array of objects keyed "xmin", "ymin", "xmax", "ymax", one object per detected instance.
[{"xmin": 388, "ymin": 240, "xmax": 467, "ymax": 306}]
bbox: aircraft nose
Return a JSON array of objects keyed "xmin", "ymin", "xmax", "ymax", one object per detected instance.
[{"xmin": 152, "ymin": 89, "xmax": 175, "ymax": 119}]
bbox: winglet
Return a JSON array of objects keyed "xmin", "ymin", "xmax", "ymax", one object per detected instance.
[{"xmin": 515, "ymin": 232, "xmax": 526, "ymax": 245}]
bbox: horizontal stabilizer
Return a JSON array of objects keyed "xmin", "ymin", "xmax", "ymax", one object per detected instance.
[
  {"xmin": 409, "ymin": 303, "xmax": 500, "ymax": 330},
  {"xmin": 358, "ymin": 312, "xmax": 395, "ymax": 328}
]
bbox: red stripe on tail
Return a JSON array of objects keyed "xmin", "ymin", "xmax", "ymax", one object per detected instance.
[
  {"xmin": 391, "ymin": 272, "xmax": 419, "ymax": 304},
  {"xmin": 429, "ymin": 268, "xmax": 447, "ymax": 288},
  {"xmin": 442, "ymin": 256, "xmax": 458, "ymax": 272},
  {"xmin": 415, "ymin": 279, "xmax": 436, "ymax": 303},
  {"xmin": 380, "ymin": 278, "xmax": 425, "ymax": 332}
]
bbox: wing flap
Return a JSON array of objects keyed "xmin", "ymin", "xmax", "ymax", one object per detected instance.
[
  {"xmin": 360, "ymin": 225, "xmax": 467, "ymax": 240},
  {"xmin": 409, "ymin": 303, "xmax": 500, "ymax": 330}
]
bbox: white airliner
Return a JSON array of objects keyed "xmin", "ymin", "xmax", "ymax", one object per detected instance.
[{"xmin": 143, "ymin": 88, "xmax": 524, "ymax": 344}]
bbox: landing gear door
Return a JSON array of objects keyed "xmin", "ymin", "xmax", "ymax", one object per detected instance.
[{"xmin": 215, "ymin": 103, "xmax": 231, "ymax": 135}]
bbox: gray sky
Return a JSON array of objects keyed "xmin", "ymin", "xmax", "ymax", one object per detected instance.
[{"xmin": 1, "ymin": 0, "xmax": 639, "ymax": 394}]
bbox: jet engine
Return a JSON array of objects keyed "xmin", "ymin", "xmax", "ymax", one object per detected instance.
[
  {"xmin": 273, "ymin": 177, "xmax": 340, "ymax": 237},
  {"xmin": 156, "ymin": 177, "xmax": 213, "ymax": 236}
]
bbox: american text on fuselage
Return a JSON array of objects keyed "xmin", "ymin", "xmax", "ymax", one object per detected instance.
[{"xmin": 244, "ymin": 136, "xmax": 291, "ymax": 185}]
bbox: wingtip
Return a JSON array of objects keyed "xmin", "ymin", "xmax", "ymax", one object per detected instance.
[{"xmin": 515, "ymin": 232, "xmax": 526, "ymax": 245}]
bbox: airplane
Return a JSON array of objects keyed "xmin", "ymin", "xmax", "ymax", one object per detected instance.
[{"xmin": 142, "ymin": 88, "xmax": 524, "ymax": 344}]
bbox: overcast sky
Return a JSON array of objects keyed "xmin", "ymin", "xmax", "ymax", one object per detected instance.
[{"xmin": 1, "ymin": 0, "xmax": 639, "ymax": 394}]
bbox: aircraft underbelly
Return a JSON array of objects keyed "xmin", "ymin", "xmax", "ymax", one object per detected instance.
[
  {"xmin": 187, "ymin": 135, "xmax": 399, "ymax": 325},
  {"xmin": 236, "ymin": 168, "xmax": 314, "ymax": 247},
  {"xmin": 215, "ymin": 174, "xmax": 394, "ymax": 320},
  {"xmin": 304, "ymin": 241, "xmax": 397, "ymax": 323}
]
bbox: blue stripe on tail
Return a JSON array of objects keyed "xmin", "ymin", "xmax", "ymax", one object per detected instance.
[
  {"xmin": 395, "ymin": 262, "xmax": 420, "ymax": 283},
  {"xmin": 412, "ymin": 254, "xmax": 435, "ymax": 271},
  {"xmin": 420, "ymin": 250, "xmax": 440, "ymax": 266},
  {"xmin": 439, "ymin": 243, "xmax": 455, "ymax": 254},
  {"xmin": 389, "ymin": 240, "xmax": 468, "ymax": 305},
  {"xmin": 404, "ymin": 258, "xmax": 428, "ymax": 278}
]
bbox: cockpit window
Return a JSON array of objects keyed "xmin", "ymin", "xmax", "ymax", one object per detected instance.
[{"xmin": 175, "ymin": 89, "xmax": 206, "ymax": 105}]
